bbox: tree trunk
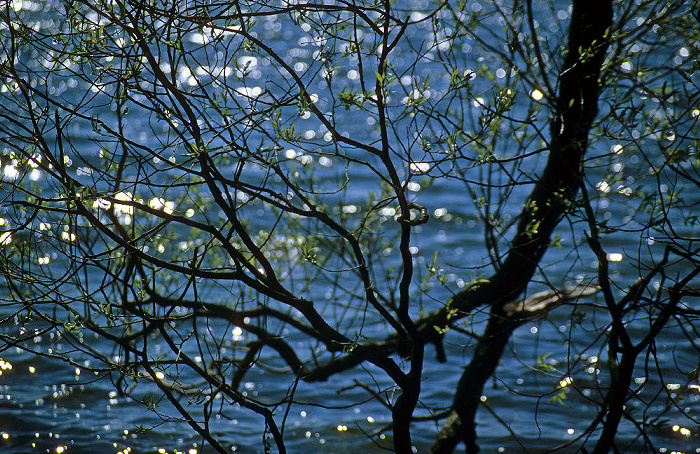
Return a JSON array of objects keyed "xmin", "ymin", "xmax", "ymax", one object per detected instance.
[
  {"xmin": 432, "ymin": 0, "xmax": 614, "ymax": 451},
  {"xmin": 431, "ymin": 314, "xmax": 516, "ymax": 454}
]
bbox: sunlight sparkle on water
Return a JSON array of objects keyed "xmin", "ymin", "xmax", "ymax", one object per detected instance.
[
  {"xmin": 410, "ymin": 162, "xmax": 430, "ymax": 173},
  {"xmin": 149, "ymin": 197, "xmax": 175, "ymax": 214},
  {"xmin": 3, "ymin": 164, "xmax": 19, "ymax": 179},
  {"xmin": 672, "ymin": 425, "xmax": 691, "ymax": 437},
  {"xmin": 607, "ymin": 253, "xmax": 623, "ymax": 262},
  {"xmin": 0, "ymin": 232, "xmax": 11, "ymax": 246},
  {"xmin": 61, "ymin": 231, "xmax": 76, "ymax": 242},
  {"xmin": 433, "ymin": 208, "xmax": 448, "ymax": 218}
]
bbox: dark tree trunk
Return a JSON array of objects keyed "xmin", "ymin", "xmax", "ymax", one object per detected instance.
[
  {"xmin": 431, "ymin": 0, "xmax": 614, "ymax": 452},
  {"xmin": 431, "ymin": 314, "xmax": 516, "ymax": 454}
]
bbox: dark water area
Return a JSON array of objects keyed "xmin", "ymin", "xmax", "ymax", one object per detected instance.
[{"xmin": 1, "ymin": 0, "xmax": 699, "ymax": 453}]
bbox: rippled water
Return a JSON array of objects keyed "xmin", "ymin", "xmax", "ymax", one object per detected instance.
[
  {"xmin": 2, "ymin": 315, "xmax": 699, "ymax": 453},
  {"xmin": 1, "ymin": 0, "xmax": 699, "ymax": 453}
]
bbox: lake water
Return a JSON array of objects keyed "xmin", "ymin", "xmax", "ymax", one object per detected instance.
[{"xmin": 1, "ymin": 0, "xmax": 699, "ymax": 453}]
